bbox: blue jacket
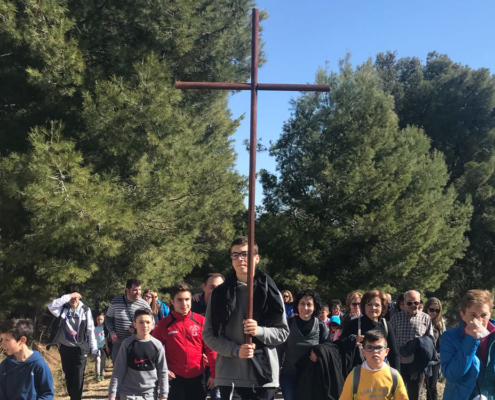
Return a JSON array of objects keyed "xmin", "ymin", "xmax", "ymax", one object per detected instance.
[
  {"xmin": 441, "ymin": 321, "xmax": 495, "ymax": 400},
  {"xmin": 0, "ymin": 351, "xmax": 54, "ymax": 400},
  {"xmin": 157, "ymin": 299, "xmax": 170, "ymax": 317}
]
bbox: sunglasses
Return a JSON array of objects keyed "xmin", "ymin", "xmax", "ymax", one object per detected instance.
[
  {"xmin": 351, "ymin": 302, "xmax": 361, "ymax": 307},
  {"xmin": 428, "ymin": 308, "xmax": 440, "ymax": 313},
  {"xmin": 407, "ymin": 301, "xmax": 420, "ymax": 306},
  {"xmin": 283, "ymin": 295, "xmax": 289, "ymax": 298}
]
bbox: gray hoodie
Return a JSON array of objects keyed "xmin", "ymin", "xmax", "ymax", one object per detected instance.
[{"xmin": 203, "ymin": 280, "xmax": 289, "ymax": 388}]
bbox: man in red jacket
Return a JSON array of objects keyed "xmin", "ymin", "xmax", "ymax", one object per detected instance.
[{"xmin": 152, "ymin": 283, "xmax": 216, "ymax": 400}]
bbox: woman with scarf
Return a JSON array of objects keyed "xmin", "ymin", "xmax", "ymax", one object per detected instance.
[
  {"xmin": 280, "ymin": 289, "xmax": 330, "ymax": 400},
  {"xmin": 340, "ymin": 291, "xmax": 363, "ymax": 331},
  {"xmin": 340, "ymin": 289, "xmax": 400, "ymax": 372}
]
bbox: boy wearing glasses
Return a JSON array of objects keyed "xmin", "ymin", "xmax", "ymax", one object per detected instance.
[
  {"xmin": 339, "ymin": 330, "xmax": 408, "ymax": 400},
  {"xmin": 203, "ymin": 236, "xmax": 289, "ymax": 400},
  {"xmin": 391, "ymin": 290, "xmax": 433, "ymax": 400}
]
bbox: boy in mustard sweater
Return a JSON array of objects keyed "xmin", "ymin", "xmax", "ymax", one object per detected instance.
[{"xmin": 339, "ymin": 330, "xmax": 409, "ymax": 400}]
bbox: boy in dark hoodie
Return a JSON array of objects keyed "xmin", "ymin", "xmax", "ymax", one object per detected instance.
[{"xmin": 0, "ymin": 318, "xmax": 54, "ymax": 400}]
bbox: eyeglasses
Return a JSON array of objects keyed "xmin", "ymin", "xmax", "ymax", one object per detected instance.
[
  {"xmin": 428, "ymin": 308, "xmax": 440, "ymax": 313},
  {"xmin": 231, "ymin": 251, "xmax": 250, "ymax": 260},
  {"xmin": 283, "ymin": 295, "xmax": 289, "ymax": 299},
  {"xmin": 407, "ymin": 301, "xmax": 420, "ymax": 306},
  {"xmin": 363, "ymin": 345, "xmax": 387, "ymax": 353},
  {"xmin": 351, "ymin": 302, "xmax": 361, "ymax": 306}
]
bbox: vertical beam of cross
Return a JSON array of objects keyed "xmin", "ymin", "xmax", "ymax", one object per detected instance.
[{"xmin": 176, "ymin": 8, "xmax": 330, "ymax": 344}]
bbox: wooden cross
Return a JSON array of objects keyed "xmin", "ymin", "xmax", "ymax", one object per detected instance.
[{"xmin": 176, "ymin": 8, "xmax": 330, "ymax": 343}]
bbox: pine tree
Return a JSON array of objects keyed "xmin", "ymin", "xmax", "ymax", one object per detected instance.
[
  {"xmin": 0, "ymin": 0, "xmax": 257, "ymax": 317},
  {"xmin": 375, "ymin": 51, "xmax": 495, "ymax": 313},
  {"xmin": 258, "ymin": 58, "xmax": 471, "ymax": 299}
]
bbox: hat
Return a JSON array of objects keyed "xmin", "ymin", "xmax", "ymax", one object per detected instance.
[
  {"xmin": 330, "ymin": 316, "xmax": 341, "ymax": 326},
  {"xmin": 399, "ymin": 338, "xmax": 417, "ymax": 364}
]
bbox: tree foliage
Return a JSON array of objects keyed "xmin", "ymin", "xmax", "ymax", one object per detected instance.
[
  {"xmin": 375, "ymin": 51, "xmax": 495, "ymax": 313},
  {"xmin": 258, "ymin": 58, "xmax": 471, "ymax": 300},
  {"xmin": 0, "ymin": 0, "xmax": 258, "ymax": 317}
]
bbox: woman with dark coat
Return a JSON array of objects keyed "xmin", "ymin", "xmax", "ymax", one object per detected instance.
[
  {"xmin": 340, "ymin": 289, "xmax": 400, "ymax": 372},
  {"xmin": 280, "ymin": 289, "xmax": 330, "ymax": 400}
]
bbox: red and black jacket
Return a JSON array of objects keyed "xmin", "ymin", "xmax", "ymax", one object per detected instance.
[{"xmin": 152, "ymin": 311, "xmax": 216, "ymax": 379}]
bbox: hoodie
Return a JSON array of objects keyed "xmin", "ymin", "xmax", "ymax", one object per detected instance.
[{"xmin": 0, "ymin": 351, "xmax": 54, "ymax": 400}]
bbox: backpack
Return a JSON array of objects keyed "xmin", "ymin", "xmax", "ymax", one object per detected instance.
[{"xmin": 351, "ymin": 365, "xmax": 399, "ymax": 400}]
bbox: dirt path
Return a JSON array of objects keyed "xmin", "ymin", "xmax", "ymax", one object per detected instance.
[{"xmin": 56, "ymin": 365, "xmax": 111, "ymax": 400}]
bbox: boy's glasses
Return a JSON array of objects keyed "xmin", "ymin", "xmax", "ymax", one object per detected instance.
[
  {"xmin": 231, "ymin": 251, "xmax": 249, "ymax": 260},
  {"xmin": 428, "ymin": 308, "xmax": 440, "ymax": 313},
  {"xmin": 363, "ymin": 345, "xmax": 387, "ymax": 353},
  {"xmin": 407, "ymin": 301, "xmax": 420, "ymax": 306}
]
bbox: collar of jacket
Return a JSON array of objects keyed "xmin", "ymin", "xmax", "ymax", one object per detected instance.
[
  {"xmin": 210, "ymin": 270, "xmax": 284, "ymax": 337},
  {"xmin": 171, "ymin": 310, "xmax": 192, "ymax": 321}
]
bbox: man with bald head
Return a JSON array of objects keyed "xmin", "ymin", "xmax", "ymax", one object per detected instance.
[{"xmin": 391, "ymin": 290, "xmax": 434, "ymax": 400}]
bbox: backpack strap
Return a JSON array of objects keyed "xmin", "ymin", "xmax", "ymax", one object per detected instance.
[
  {"xmin": 389, "ymin": 367, "xmax": 399, "ymax": 398},
  {"xmin": 352, "ymin": 366, "xmax": 361, "ymax": 400},
  {"xmin": 381, "ymin": 318, "xmax": 388, "ymax": 336}
]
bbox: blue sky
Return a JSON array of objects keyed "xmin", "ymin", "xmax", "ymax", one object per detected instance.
[{"xmin": 228, "ymin": 0, "xmax": 495, "ymax": 206}]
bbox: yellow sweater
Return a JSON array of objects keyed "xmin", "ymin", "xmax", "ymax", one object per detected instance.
[{"xmin": 339, "ymin": 365, "xmax": 409, "ymax": 400}]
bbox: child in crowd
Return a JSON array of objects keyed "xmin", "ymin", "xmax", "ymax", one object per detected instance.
[
  {"xmin": 108, "ymin": 309, "xmax": 168, "ymax": 400},
  {"xmin": 339, "ymin": 330, "xmax": 408, "ymax": 400},
  {"xmin": 318, "ymin": 304, "xmax": 331, "ymax": 327},
  {"xmin": 94, "ymin": 313, "xmax": 109, "ymax": 382},
  {"xmin": 0, "ymin": 318, "xmax": 54, "ymax": 400},
  {"xmin": 329, "ymin": 315, "xmax": 343, "ymax": 341},
  {"xmin": 331, "ymin": 299, "xmax": 345, "ymax": 318}
]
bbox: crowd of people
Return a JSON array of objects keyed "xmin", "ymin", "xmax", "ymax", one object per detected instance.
[{"xmin": 0, "ymin": 236, "xmax": 494, "ymax": 400}]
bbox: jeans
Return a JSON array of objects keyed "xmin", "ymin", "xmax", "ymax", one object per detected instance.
[
  {"xmin": 120, "ymin": 395, "xmax": 154, "ymax": 400},
  {"xmin": 218, "ymin": 386, "xmax": 276, "ymax": 400},
  {"xmin": 426, "ymin": 364, "xmax": 439, "ymax": 400},
  {"xmin": 59, "ymin": 345, "xmax": 87, "ymax": 400},
  {"xmin": 168, "ymin": 374, "xmax": 205, "ymax": 400},
  {"xmin": 401, "ymin": 363, "xmax": 425, "ymax": 400},
  {"xmin": 96, "ymin": 348, "xmax": 107, "ymax": 376},
  {"xmin": 280, "ymin": 372, "xmax": 297, "ymax": 400},
  {"xmin": 111, "ymin": 342, "xmax": 122, "ymax": 397}
]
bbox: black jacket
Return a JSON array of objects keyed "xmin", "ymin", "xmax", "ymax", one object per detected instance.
[
  {"xmin": 294, "ymin": 342, "xmax": 344, "ymax": 400},
  {"xmin": 341, "ymin": 314, "xmax": 400, "ymax": 372},
  {"xmin": 401, "ymin": 335, "xmax": 437, "ymax": 379},
  {"xmin": 210, "ymin": 270, "xmax": 285, "ymax": 386}
]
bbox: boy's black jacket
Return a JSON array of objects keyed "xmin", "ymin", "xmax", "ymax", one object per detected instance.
[
  {"xmin": 210, "ymin": 269, "xmax": 285, "ymax": 385},
  {"xmin": 210, "ymin": 270, "xmax": 284, "ymax": 337}
]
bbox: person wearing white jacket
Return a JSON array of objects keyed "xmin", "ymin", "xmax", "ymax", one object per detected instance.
[{"xmin": 47, "ymin": 284, "xmax": 97, "ymax": 400}]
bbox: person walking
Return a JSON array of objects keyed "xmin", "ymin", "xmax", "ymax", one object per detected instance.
[{"xmin": 47, "ymin": 284, "xmax": 97, "ymax": 400}]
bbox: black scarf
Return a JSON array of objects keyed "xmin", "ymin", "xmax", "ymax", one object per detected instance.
[{"xmin": 210, "ymin": 270, "xmax": 284, "ymax": 337}]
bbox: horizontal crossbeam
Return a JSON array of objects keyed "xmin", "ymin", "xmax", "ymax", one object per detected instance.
[{"xmin": 176, "ymin": 81, "xmax": 330, "ymax": 92}]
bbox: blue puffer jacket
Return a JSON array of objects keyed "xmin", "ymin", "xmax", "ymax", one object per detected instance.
[{"xmin": 441, "ymin": 321, "xmax": 495, "ymax": 400}]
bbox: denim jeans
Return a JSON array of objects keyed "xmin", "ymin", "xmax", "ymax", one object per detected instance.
[{"xmin": 280, "ymin": 372, "xmax": 297, "ymax": 400}]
